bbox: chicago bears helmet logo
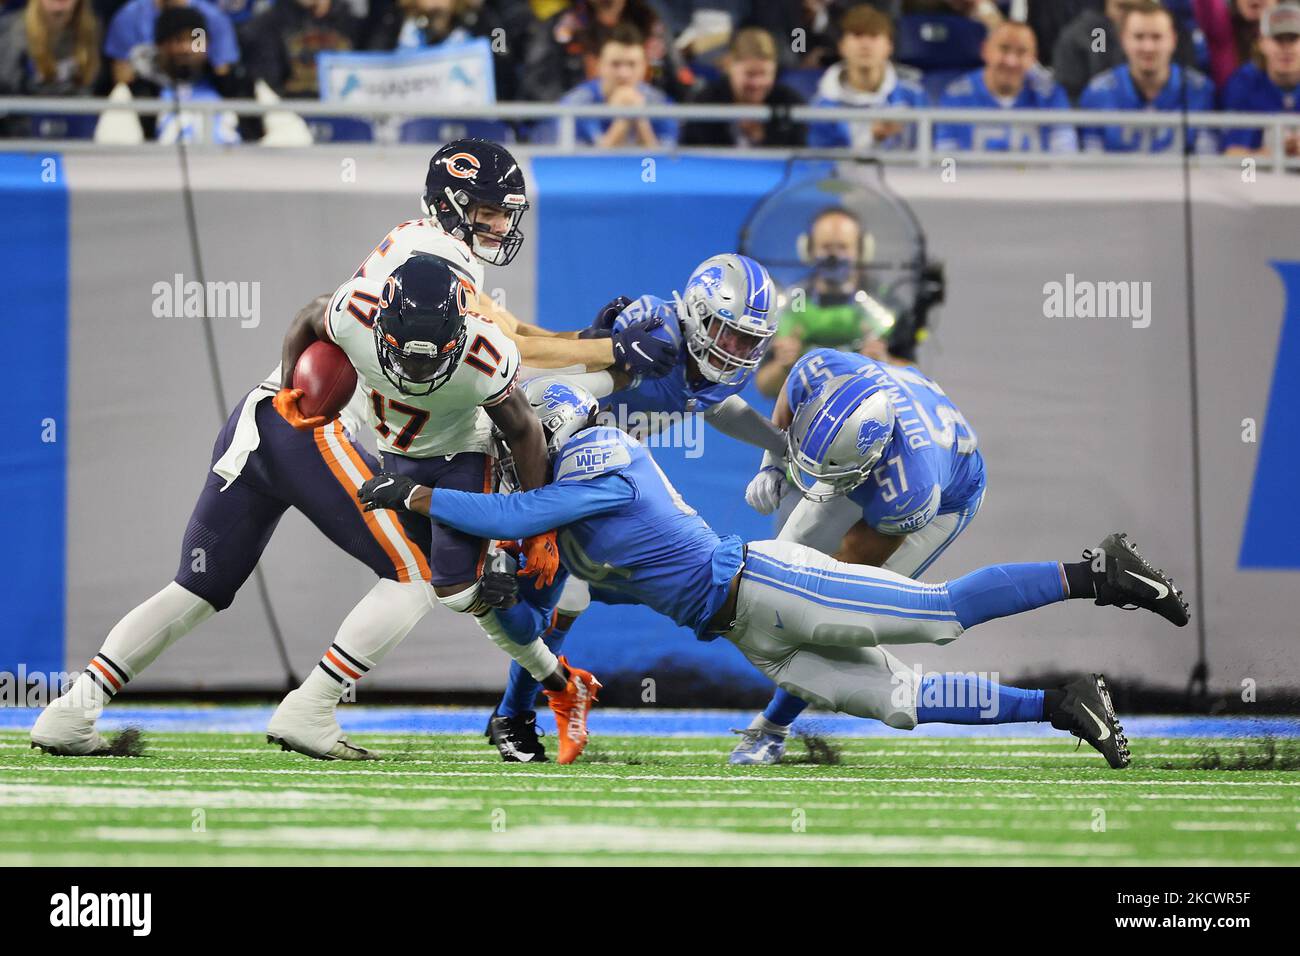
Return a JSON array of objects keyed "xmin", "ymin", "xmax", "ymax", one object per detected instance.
[
  {"xmin": 445, "ymin": 152, "xmax": 481, "ymax": 180},
  {"xmin": 379, "ymin": 275, "xmax": 397, "ymax": 309},
  {"xmin": 856, "ymin": 418, "xmax": 890, "ymax": 456}
]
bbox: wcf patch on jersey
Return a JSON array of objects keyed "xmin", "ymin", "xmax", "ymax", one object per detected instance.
[{"xmin": 556, "ymin": 440, "xmax": 631, "ymax": 482}]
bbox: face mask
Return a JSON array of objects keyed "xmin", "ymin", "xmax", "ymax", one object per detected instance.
[{"xmin": 813, "ymin": 255, "xmax": 854, "ymax": 286}]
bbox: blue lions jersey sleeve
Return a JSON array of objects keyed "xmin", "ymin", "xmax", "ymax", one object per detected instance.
[
  {"xmin": 604, "ymin": 295, "xmax": 745, "ymax": 417},
  {"xmin": 553, "ymin": 427, "xmax": 743, "ymax": 637}
]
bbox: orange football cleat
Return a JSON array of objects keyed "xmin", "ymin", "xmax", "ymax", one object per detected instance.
[{"xmin": 543, "ymin": 656, "xmax": 601, "ymax": 765}]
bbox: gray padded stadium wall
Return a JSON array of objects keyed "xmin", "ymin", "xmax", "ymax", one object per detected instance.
[{"xmin": 58, "ymin": 149, "xmax": 1298, "ymax": 694}]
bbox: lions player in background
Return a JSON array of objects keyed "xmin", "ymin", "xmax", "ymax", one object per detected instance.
[
  {"xmin": 1078, "ymin": 2, "xmax": 1216, "ymax": 155},
  {"xmin": 358, "ymin": 380, "xmax": 1192, "ymax": 771},
  {"xmin": 477, "ymin": 254, "xmax": 791, "ymax": 760},
  {"xmin": 733, "ymin": 349, "xmax": 988, "ymax": 763}
]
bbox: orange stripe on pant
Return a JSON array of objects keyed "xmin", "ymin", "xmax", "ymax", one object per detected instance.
[
  {"xmin": 332, "ymin": 423, "xmax": 433, "ymax": 583},
  {"xmin": 312, "ymin": 421, "xmax": 425, "ymax": 584}
]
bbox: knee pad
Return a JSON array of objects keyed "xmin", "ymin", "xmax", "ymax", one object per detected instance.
[
  {"xmin": 556, "ymin": 577, "xmax": 591, "ymax": 616},
  {"xmin": 437, "ymin": 582, "xmax": 486, "ymax": 616}
]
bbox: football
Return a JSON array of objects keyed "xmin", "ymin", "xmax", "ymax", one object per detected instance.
[{"xmin": 292, "ymin": 340, "xmax": 357, "ymax": 421}]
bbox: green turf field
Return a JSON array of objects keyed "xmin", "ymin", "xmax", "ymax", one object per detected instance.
[{"xmin": 1, "ymin": 730, "xmax": 1297, "ymax": 866}]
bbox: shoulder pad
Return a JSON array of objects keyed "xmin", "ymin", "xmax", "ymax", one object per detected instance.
[
  {"xmin": 554, "ymin": 427, "xmax": 636, "ymax": 482},
  {"xmin": 873, "ymin": 483, "xmax": 942, "ymax": 536}
]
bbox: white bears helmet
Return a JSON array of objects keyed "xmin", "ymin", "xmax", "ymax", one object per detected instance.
[
  {"xmin": 494, "ymin": 377, "xmax": 599, "ymax": 493},
  {"xmin": 676, "ymin": 254, "xmax": 777, "ymax": 385},
  {"xmin": 787, "ymin": 373, "xmax": 895, "ymax": 502}
]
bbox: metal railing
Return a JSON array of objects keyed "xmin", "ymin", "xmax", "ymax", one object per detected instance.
[{"xmin": 1, "ymin": 96, "xmax": 1296, "ymax": 172}]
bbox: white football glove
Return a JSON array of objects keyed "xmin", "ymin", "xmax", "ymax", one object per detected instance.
[{"xmin": 745, "ymin": 465, "xmax": 786, "ymax": 515}]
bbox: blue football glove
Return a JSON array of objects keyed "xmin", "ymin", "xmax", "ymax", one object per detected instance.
[
  {"xmin": 611, "ymin": 315, "xmax": 679, "ymax": 379},
  {"xmin": 577, "ymin": 295, "xmax": 632, "ymax": 339}
]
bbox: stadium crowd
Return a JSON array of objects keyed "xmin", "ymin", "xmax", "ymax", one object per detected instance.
[{"xmin": 0, "ymin": 0, "xmax": 1295, "ymax": 153}]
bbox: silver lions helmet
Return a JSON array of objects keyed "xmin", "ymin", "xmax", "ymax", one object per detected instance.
[
  {"xmin": 493, "ymin": 376, "xmax": 599, "ymax": 493},
  {"xmin": 676, "ymin": 254, "xmax": 777, "ymax": 385},
  {"xmin": 787, "ymin": 373, "xmax": 895, "ymax": 502}
]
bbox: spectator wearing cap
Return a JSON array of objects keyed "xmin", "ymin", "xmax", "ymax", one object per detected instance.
[
  {"xmin": 522, "ymin": 0, "xmax": 687, "ymax": 103},
  {"xmin": 103, "ymin": 0, "xmax": 239, "ymax": 84},
  {"xmin": 239, "ymin": 0, "xmax": 361, "ymax": 99},
  {"xmin": 1222, "ymin": 1, "xmax": 1300, "ymax": 155},
  {"xmin": 1195, "ymin": 0, "xmax": 1278, "ymax": 88},
  {"xmin": 556, "ymin": 23, "xmax": 677, "ymax": 146},
  {"xmin": 121, "ymin": 5, "xmax": 255, "ymax": 143},
  {"xmin": 0, "ymin": 0, "xmax": 105, "ymax": 101},
  {"xmin": 935, "ymin": 20, "xmax": 1078, "ymax": 153},
  {"xmin": 1079, "ymin": 0, "xmax": 1217, "ymax": 153},
  {"xmin": 680, "ymin": 26, "xmax": 808, "ymax": 147},
  {"xmin": 807, "ymin": 4, "xmax": 927, "ymax": 151},
  {"xmin": 365, "ymin": 0, "xmax": 529, "ymax": 102}
]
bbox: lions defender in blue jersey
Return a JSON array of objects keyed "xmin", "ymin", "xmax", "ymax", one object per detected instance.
[
  {"xmin": 358, "ymin": 380, "xmax": 1191, "ymax": 770},
  {"xmin": 475, "ymin": 254, "xmax": 789, "ymax": 761},
  {"xmin": 735, "ymin": 349, "xmax": 989, "ymax": 763}
]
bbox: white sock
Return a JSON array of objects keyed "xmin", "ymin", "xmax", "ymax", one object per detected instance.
[
  {"xmin": 75, "ymin": 582, "xmax": 214, "ymax": 703},
  {"xmin": 475, "ymin": 609, "xmax": 561, "ymax": 683},
  {"xmin": 304, "ymin": 579, "xmax": 434, "ymax": 703}
]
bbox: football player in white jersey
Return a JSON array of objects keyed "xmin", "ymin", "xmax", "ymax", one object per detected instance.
[{"xmin": 31, "ymin": 140, "xmax": 666, "ymax": 761}]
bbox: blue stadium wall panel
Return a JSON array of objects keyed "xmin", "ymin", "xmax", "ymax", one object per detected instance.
[
  {"xmin": 0, "ymin": 154, "xmax": 68, "ymax": 675},
  {"xmin": 533, "ymin": 155, "xmax": 791, "ymax": 684},
  {"xmin": 1239, "ymin": 261, "xmax": 1300, "ymax": 569}
]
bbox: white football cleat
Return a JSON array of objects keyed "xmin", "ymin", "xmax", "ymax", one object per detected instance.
[
  {"xmin": 728, "ymin": 727, "xmax": 787, "ymax": 765},
  {"xmin": 30, "ymin": 696, "xmax": 111, "ymax": 756},
  {"xmin": 266, "ymin": 689, "xmax": 378, "ymax": 761}
]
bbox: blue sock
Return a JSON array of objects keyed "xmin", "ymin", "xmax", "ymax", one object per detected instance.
[
  {"xmin": 762, "ymin": 687, "xmax": 809, "ymax": 727},
  {"xmin": 945, "ymin": 562, "xmax": 1067, "ymax": 629},
  {"xmin": 496, "ymin": 615, "xmax": 569, "ymax": 719},
  {"xmin": 915, "ymin": 673, "xmax": 1045, "ymax": 724}
]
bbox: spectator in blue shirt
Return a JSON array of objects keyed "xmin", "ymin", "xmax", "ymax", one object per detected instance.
[
  {"xmin": 558, "ymin": 23, "xmax": 677, "ymax": 147},
  {"xmin": 1079, "ymin": 1, "xmax": 1217, "ymax": 154},
  {"xmin": 807, "ymin": 4, "xmax": 928, "ymax": 151},
  {"xmin": 1222, "ymin": 1, "xmax": 1300, "ymax": 157},
  {"xmin": 935, "ymin": 20, "xmax": 1078, "ymax": 154},
  {"xmin": 104, "ymin": 0, "xmax": 238, "ymax": 85}
]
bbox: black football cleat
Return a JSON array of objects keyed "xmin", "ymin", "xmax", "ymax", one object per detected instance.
[
  {"xmin": 484, "ymin": 709, "xmax": 548, "ymax": 763},
  {"xmin": 1050, "ymin": 674, "xmax": 1131, "ymax": 769},
  {"xmin": 1086, "ymin": 532, "xmax": 1190, "ymax": 627}
]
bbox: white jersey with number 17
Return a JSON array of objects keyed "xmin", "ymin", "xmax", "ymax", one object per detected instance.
[{"xmin": 325, "ymin": 274, "xmax": 519, "ymax": 459}]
